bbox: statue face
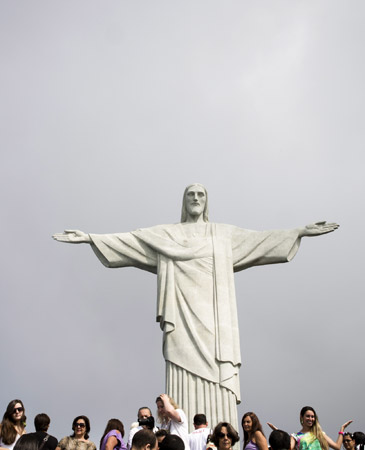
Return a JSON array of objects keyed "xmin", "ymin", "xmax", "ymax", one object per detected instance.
[{"xmin": 185, "ymin": 185, "xmax": 206, "ymax": 218}]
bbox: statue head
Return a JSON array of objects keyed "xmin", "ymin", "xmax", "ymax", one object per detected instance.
[{"xmin": 181, "ymin": 183, "xmax": 209, "ymax": 223}]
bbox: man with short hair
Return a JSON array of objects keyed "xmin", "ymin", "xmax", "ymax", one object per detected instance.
[
  {"xmin": 269, "ymin": 430, "xmax": 291, "ymax": 450},
  {"xmin": 188, "ymin": 414, "xmax": 211, "ymax": 450},
  {"xmin": 160, "ymin": 435, "xmax": 185, "ymax": 450},
  {"xmin": 128, "ymin": 407, "xmax": 158, "ymax": 449},
  {"xmin": 131, "ymin": 429, "xmax": 158, "ymax": 450},
  {"xmin": 28, "ymin": 413, "xmax": 58, "ymax": 450}
]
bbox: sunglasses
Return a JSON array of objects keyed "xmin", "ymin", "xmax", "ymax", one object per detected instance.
[
  {"xmin": 75, "ymin": 423, "xmax": 86, "ymax": 428},
  {"xmin": 218, "ymin": 432, "xmax": 233, "ymax": 439},
  {"xmin": 13, "ymin": 407, "xmax": 24, "ymax": 414}
]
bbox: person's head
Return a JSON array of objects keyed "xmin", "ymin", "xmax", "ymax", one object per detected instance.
[
  {"xmin": 353, "ymin": 433, "xmax": 365, "ymax": 447},
  {"xmin": 155, "ymin": 430, "xmax": 168, "ymax": 448},
  {"xmin": 132, "ymin": 429, "xmax": 158, "ymax": 450},
  {"xmin": 138, "ymin": 408, "xmax": 152, "ymax": 421},
  {"xmin": 13, "ymin": 434, "xmax": 39, "ymax": 450},
  {"xmin": 211, "ymin": 422, "xmax": 239, "ymax": 450},
  {"xmin": 193, "ymin": 414, "xmax": 208, "ymax": 429},
  {"xmin": 242, "ymin": 412, "xmax": 264, "ymax": 447},
  {"xmin": 343, "ymin": 433, "xmax": 356, "ymax": 450},
  {"xmin": 34, "ymin": 413, "xmax": 50, "ymax": 432},
  {"xmin": 269, "ymin": 430, "xmax": 291, "ymax": 450},
  {"xmin": 242, "ymin": 412, "xmax": 264, "ymax": 436},
  {"xmin": 300, "ymin": 406, "xmax": 317, "ymax": 430},
  {"xmin": 181, "ymin": 184, "xmax": 209, "ymax": 223},
  {"xmin": 0, "ymin": 400, "xmax": 27, "ymax": 446},
  {"xmin": 71, "ymin": 415, "xmax": 90, "ymax": 440},
  {"xmin": 159, "ymin": 434, "xmax": 184, "ymax": 450},
  {"xmin": 2, "ymin": 399, "xmax": 26, "ymax": 425},
  {"xmin": 138, "ymin": 408, "xmax": 154, "ymax": 430},
  {"xmin": 155, "ymin": 396, "xmax": 178, "ymax": 423},
  {"xmin": 99, "ymin": 418, "xmax": 124, "ymax": 449}
]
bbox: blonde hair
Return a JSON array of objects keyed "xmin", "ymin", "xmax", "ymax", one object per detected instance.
[
  {"xmin": 300, "ymin": 407, "xmax": 328, "ymax": 450},
  {"xmin": 155, "ymin": 396, "xmax": 179, "ymax": 425}
]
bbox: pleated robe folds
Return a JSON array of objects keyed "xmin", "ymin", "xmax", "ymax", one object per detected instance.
[{"xmin": 90, "ymin": 223, "xmax": 301, "ymax": 430}]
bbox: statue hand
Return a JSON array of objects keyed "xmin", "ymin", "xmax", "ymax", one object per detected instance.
[
  {"xmin": 52, "ymin": 229, "xmax": 91, "ymax": 244},
  {"xmin": 301, "ymin": 221, "xmax": 339, "ymax": 237}
]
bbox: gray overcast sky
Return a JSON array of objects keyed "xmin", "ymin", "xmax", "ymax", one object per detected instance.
[{"xmin": 1, "ymin": 0, "xmax": 364, "ymax": 445}]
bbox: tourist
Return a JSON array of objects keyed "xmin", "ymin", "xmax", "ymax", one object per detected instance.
[
  {"xmin": 343, "ymin": 434, "xmax": 356, "ymax": 450},
  {"xmin": 242, "ymin": 412, "xmax": 268, "ymax": 450},
  {"xmin": 28, "ymin": 413, "xmax": 58, "ymax": 450},
  {"xmin": 188, "ymin": 414, "xmax": 211, "ymax": 450},
  {"xmin": 0, "ymin": 400, "xmax": 26, "ymax": 449},
  {"xmin": 159, "ymin": 435, "xmax": 185, "ymax": 450},
  {"xmin": 210, "ymin": 422, "xmax": 239, "ymax": 450},
  {"xmin": 353, "ymin": 433, "xmax": 365, "ymax": 450},
  {"xmin": 269, "ymin": 430, "xmax": 291, "ymax": 450},
  {"xmin": 268, "ymin": 406, "xmax": 352, "ymax": 450},
  {"xmin": 131, "ymin": 430, "xmax": 157, "ymax": 450},
  {"xmin": 56, "ymin": 415, "xmax": 96, "ymax": 450},
  {"xmin": 156, "ymin": 394, "xmax": 189, "ymax": 450},
  {"xmin": 13, "ymin": 435, "xmax": 39, "ymax": 450},
  {"xmin": 100, "ymin": 419, "xmax": 127, "ymax": 450}
]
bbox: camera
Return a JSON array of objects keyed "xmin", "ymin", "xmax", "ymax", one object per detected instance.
[{"xmin": 138, "ymin": 416, "xmax": 155, "ymax": 430}]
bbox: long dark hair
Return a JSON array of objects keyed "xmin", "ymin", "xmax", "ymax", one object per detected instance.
[
  {"xmin": 99, "ymin": 419, "xmax": 124, "ymax": 449},
  {"xmin": 242, "ymin": 412, "xmax": 265, "ymax": 449},
  {"xmin": 71, "ymin": 416, "xmax": 91, "ymax": 440},
  {"xmin": 353, "ymin": 432, "xmax": 365, "ymax": 450},
  {"xmin": 0, "ymin": 399, "xmax": 26, "ymax": 445}
]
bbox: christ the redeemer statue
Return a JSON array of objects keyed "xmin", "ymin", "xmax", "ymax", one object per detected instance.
[{"xmin": 53, "ymin": 183, "xmax": 338, "ymax": 432}]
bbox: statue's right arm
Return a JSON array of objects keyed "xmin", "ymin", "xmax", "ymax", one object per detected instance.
[{"xmin": 52, "ymin": 229, "xmax": 92, "ymax": 244}]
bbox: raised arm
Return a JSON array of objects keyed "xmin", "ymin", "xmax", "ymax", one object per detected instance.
[
  {"xmin": 159, "ymin": 394, "xmax": 181, "ymax": 423},
  {"xmin": 324, "ymin": 420, "xmax": 353, "ymax": 450},
  {"xmin": 298, "ymin": 222, "xmax": 339, "ymax": 238},
  {"xmin": 52, "ymin": 229, "xmax": 91, "ymax": 244}
]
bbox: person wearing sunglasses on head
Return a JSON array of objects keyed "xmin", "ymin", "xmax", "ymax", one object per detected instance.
[
  {"xmin": 56, "ymin": 416, "xmax": 96, "ymax": 450},
  {"xmin": 242, "ymin": 412, "xmax": 268, "ymax": 450},
  {"xmin": 210, "ymin": 422, "xmax": 239, "ymax": 450},
  {"xmin": 0, "ymin": 399, "xmax": 26, "ymax": 449}
]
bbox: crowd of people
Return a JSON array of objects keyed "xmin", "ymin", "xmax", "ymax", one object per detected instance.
[{"xmin": 0, "ymin": 398, "xmax": 363, "ymax": 450}]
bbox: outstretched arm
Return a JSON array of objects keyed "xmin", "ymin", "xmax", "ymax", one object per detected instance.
[
  {"xmin": 52, "ymin": 229, "xmax": 91, "ymax": 244},
  {"xmin": 298, "ymin": 221, "xmax": 339, "ymax": 238}
]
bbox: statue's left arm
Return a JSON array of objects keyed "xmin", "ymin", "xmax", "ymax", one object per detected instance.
[{"xmin": 231, "ymin": 221, "xmax": 339, "ymax": 272}]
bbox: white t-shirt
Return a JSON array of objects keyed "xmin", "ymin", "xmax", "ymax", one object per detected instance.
[
  {"xmin": 189, "ymin": 427, "xmax": 211, "ymax": 450},
  {"xmin": 0, "ymin": 434, "xmax": 21, "ymax": 450},
  {"xmin": 164, "ymin": 409, "xmax": 190, "ymax": 450}
]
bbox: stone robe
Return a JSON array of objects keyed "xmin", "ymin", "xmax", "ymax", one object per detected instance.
[{"xmin": 90, "ymin": 223, "xmax": 301, "ymax": 430}]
